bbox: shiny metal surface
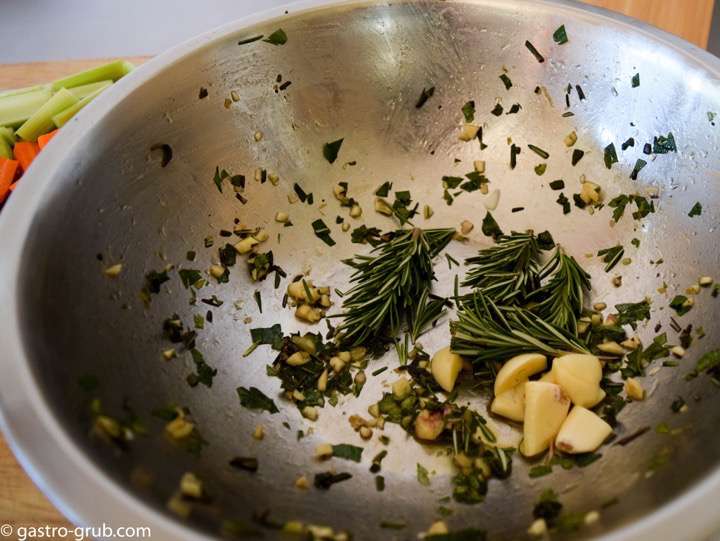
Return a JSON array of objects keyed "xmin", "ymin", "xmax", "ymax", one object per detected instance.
[{"xmin": 2, "ymin": 1, "xmax": 720, "ymax": 539}]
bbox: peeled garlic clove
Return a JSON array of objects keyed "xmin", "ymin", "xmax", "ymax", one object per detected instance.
[
  {"xmin": 553, "ymin": 354, "xmax": 603, "ymax": 407},
  {"xmin": 494, "ymin": 353, "xmax": 547, "ymax": 395},
  {"xmin": 430, "ymin": 346, "xmax": 464, "ymax": 392},
  {"xmin": 490, "ymin": 384, "xmax": 525, "ymax": 421},
  {"xmin": 555, "ymin": 406, "xmax": 612, "ymax": 454},
  {"xmin": 520, "ymin": 382, "xmax": 570, "ymax": 457}
]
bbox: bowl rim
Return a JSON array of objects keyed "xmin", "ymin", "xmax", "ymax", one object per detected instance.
[{"xmin": 1, "ymin": 1, "xmax": 719, "ymax": 539}]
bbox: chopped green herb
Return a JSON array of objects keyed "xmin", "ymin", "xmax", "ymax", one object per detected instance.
[
  {"xmin": 557, "ymin": 192, "xmax": 571, "ymax": 214},
  {"xmin": 499, "ymin": 73, "xmax": 513, "ymax": 90},
  {"xmin": 604, "ymin": 143, "xmax": 618, "ymax": 169},
  {"xmin": 375, "ymin": 475, "xmax": 385, "ymax": 491},
  {"xmin": 553, "ymin": 25, "xmax": 568, "ymax": 44},
  {"xmin": 442, "ymin": 176, "xmax": 463, "ymax": 189},
  {"xmin": 193, "ymin": 314, "xmax": 205, "ymax": 329},
  {"xmin": 314, "ymin": 471, "xmax": 352, "ymax": 489},
  {"xmin": 263, "ymin": 28, "xmax": 287, "ymax": 45},
  {"xmin": 510, "ymin": 143, "xmax": 521, "ymax": 169},
  {"xmin": 253, "ymin": 290, "xmax": 262, "ymax": 313},
  {"xmin": 630, "ymin": 158, "xmax": 647, "ymax": 180},
  {"xmin": 236, "ymin": 386, "xmax": 278, "ymax": 413},
  {"xmin": 178, "ymin": 269, "xmax": 203, "ymax": 289},
  {"xmin": 375, "ymin": 181, "xmax": 393, "ymax": 197},
  {"xmin": 490, "ymin": 103, "xmax": 503, "ymax": 116},
  {"xmin": 631, "ymin": 73, "xmax": 640, "ymax": 88},
  {"xmin": 249, "ymin": 324, "xmax": 284, "ymax": 350},
  {"xmin": 631, "ymin": 238, "xmax": 640, "ymax": 248},
  {"xmin": 534, "ymin": 163, "xmax": 547, "ymax": 176},
  {"xmin": 549, "ymin": 179, "xmax": 565, "ymax": 190},
  {"xmin": 528, "ymin": 144, "xmax": 549, "ymax": 159},
  {"xmin": 323, "ymin": 138, "xmax": 344, "ymax": 164},
  {"xmin": 481, "ymin": 212, "xmax": 503, "ymax": 239},
  {"xmin": 506, "ymin": 103, "xmax": 521, "ymax": 114},
  {"xmin": 669, "ymin": 295, "xmax": 692, "ymax": 316},
  {"xmin": 597, "ymin": 245, "xmax": 624, "ymax": 272},
  {"xmin": 621, "ymin": 137, "xmax": 635, "ymax": 150},
  {"xmin": 525, "ymin": 40, "xmax": 545, "ymax": 62},
  {"xmin": 370, "ymin": 449, "xmax": 388, "ymax": 473},
  {"xmin": 417, "ymin": 463, "xmax": 431, "ymax": 486},
  {"xmin": 653, "ymin": 132, "xmax": 677, "ymax": 154},
  {"xmin": 615, "ymin": 300, "xmax": 651, "ymax": 329},
  {"xmin": 238, "ymin": 35, "xmax": 264, "ymax": 45},
  {"xmin": 312, "ymin": 218, "xmax": 336, "ymax": 246},
  {"xmin": 332, "ymin": 443, "xmax": 364, "ymax": 462},
  {"xmin": 201, "ymin": 295, "xmax": 223, "ymax": 307},
  {"xmin": 462, "ymin": 100, "xmax": 475, "ymax": 122},
  {"xmin": 229, "ymin": 456, "xmax": 259, "ymax": 472},
  {"xmin": 529, "ymin": 465, "xmax": 553, "ymax": 478},
  {"xmin": 689, "ymin": 202, "xmax": 702, "ymax": 217},
  {"xmin": 416, "ymin": 86, "xmax": 435, "ymax": 108},
  {"xmin": 213, "ymin": 166, "xmax": 229, "ymax": 192},
  {"xmin": 694, "ymin": 349, "xmax": 720, "ymax": 375},
  {"xmin": 187, "ymin": 349, "xmax": 217, "ymax": 388},
  {"xmin": 571, "ymin": 148, "xmax": 584, "ymax": 166}
]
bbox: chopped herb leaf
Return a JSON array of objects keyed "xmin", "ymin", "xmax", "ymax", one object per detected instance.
[
  {"xmin": 442, "ymin": 176, "xmax": 463, "ymax": 189},
  {"xmin": 375, "ymin": 475, "xmax": 385, "ymax": 491},
  {"xmin": 557, "ymin": 192, "xmax": 571, "ymax": 214},
  {"xmin": 144, "ymin": 269, "xmax": 170, "ymax": 295},
  {"xmin": 549, "ymin": 179, "xmax": 565, "ymax": 190},
  {"xmin": 598, "ymin": 245, "xmax": 624, "ymax": 272},
  {"xmin": 631, "ymin": 73, "xmax": 640, "ymax": 88},
  {"xmin": 525, "ymin": 40, "xmax": 545, "ymax": 62},
  {"xmin": 201, "ymin": 295, "xmax": 223, "ymax": 307},
  {"xmin": 253, "ymin": 290, "xmax": 262, "ymax": 313},
  {"xmin": 249, "ymin": 324, "xmax": 284, "ymax": 350},
  {"xmin": 323, "ymin": 138, "xmax": 344, "ymax": 164},
  {"xmin": 416, "ymin": 86, "xmax": 435, "ymax": 108},
  {"xmin": 481, "ymin": 212, "xmax": 503, "ymax": 239},
  {"xmin": 187, "ymin": 349, "xmax": 217, "ymax": 388},
  {"xmin": 417, "ymin": 463, "xmax": 431, "ymax": 486},
  {"xmin": 506, "ymin": 103, "xmax": 521, "ymax": 114},
  {"xmin": 350, "ymin": 225, "xmax": 384, "ymax": 246},
  {"xmin": 631, "ymin": 238, "xmax": 640, "ymax": 248},
  {"xmin": 689, "ymin": 202, "xmax": 702, "ymax": 217},
  {"xmin": 462, "ymin": 100, "xmax": 476, "ymax": 122},
  {"xmin": 490, "ymin": 103, "xmax": 504, "ymax": 116},
  {"xmin": 630, "ymin": 158, "xmax": 647, "ymax": 180},
  {"xmin": 643, "ymin": 143, "xmax": 652, "ymax": 155},
  {"xmin": 669, "ymin": 295, "xmax": 692, "ymax": 316},
  {"xmin": 263, "ymin": 29, "xmax": 287, "ymax": 45},
  {"xmin": 653, "ymin": 132, "xmax": 676, "ymax": 154},
  {"xmin": 553, "ymin": 25, "xmax": 568, "ymax": 44},
  {"xmin": 213, "ymin": 166, "xmax": 228, "ymax": 192},
  {"xmin": 230, "ymin": 456, "xmax": 259, "ymax": 472},
  {"xmin": 312, "ymin": 219, "xmax": 336, "ymax": 246},
  {"xmin": 238, "ymin": 35, "xmax": 264, "ymax": 45},
  {"xmin": 529, "ymin": 465, "xmax": 553, "ymax": 478},
  {"xmin": 314, "ymin": 471, "xmax": 352, "ymax": 489},
  {"xmin": 178, "ymin": 269, "xmax": 203, "ymax": 289},
  {"xmin": 375, "ymin": 181, "xmax": 393, "ymax": 197},
  {"xmin": 332, "ymin": 443, "xmax": 364, "ymax": 462},
  {"xmin": 534, "ymin": 163, "xmax": 547, "ymax": 176},
  {"xmin": 695, "ymin": 349, "xmax": 720, "ymax": 374},
  {"xmin": 615, "ymin": 300, "xmax": 651, "ymax": 329},
  {"xmin": 237, "ymin": 386, "xmax": 278, "ymax": 413},
  {"xmin": 499, "ymin": 73, "xmax": 513, "ymax": 90},
  {"xmin": 510, "ymin": 143, "xmax": 521, "ymax": 169},
  {"xmin": 621, "ymin": 137, "xmax": 635, "ymax": 150},
  {"xmin": 604, "ymin": 143, "xmax": 618, "ymax": 169},
  {"xmin": 576, "ymin": 84, "xmax": 586, "ymax": 100},
  {"xmin": 528, "ymin": 144, "xmax": 549, "ymax": 159},
  {"xmin": 571, "ymin": 148, "xmax": 584, "ymax": 166}
]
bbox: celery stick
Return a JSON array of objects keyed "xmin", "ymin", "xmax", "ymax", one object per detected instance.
[
  {"xmin": 0, "ymin": 137, "xmax": 11, "ymax": 159},
  {"xmin": 0, "ymin": 83, "xmax": 50, "ymax": 99},
  {"xmin": 16, "ymin": 88, "xmax": 77, "ymax": 141},
  {"xmin": 0, "ymin": 87, "xmax": 53, "ymax": 128},
  {"xmin": 52, "ymin": 84, "xmax": 110, "ymax": 128},
  {"xmin": 0, "ymin": 126, "xmax": 15, "ymax": 146},
  {"xmin": 51, "ymin": 60, "xmax": 134, "ymax": 91},
  {"xmin": 67, "ymin": 80, "xmax": 112, "ymax": 99}
]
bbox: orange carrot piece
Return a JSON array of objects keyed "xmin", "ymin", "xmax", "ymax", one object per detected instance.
[
  {"xmin": 37, "ymin": 129, "xmax": 59, "ymax": 150},
  {"xmin": 0, "ymin": 158, "xmax": 20, "ymax": 202},
  {"xmin": 13, "ymin": 141, "xmax": 40, "ymax": 172}
]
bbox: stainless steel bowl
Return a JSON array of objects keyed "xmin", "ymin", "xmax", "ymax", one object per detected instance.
[{"xmin": 2, "ymin": 1, "xmax": 720, "ymax": 539}]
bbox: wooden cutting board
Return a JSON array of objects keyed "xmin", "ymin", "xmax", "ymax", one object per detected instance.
[{"xmin": 0, "ymin": 0, "xmax": 713, "ymax": 533}]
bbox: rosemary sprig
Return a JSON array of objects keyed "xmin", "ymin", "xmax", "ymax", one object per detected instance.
[
  {"xmin": 335, "ymin": 228, "xmax": 455, "ymax": 348},
  {"xmin": 462, "ymin": 232, "xmax": 542, "ymax": 304},
  {"xmin": 530, "ymin": 247, "xmax": 591, "ymax": 334},
  {"xmin": 450, "ymin": 293, "xmax": 589, "ymax": 366},
  {"xmin": 410, "ymin": 289, "xmax": 450, "ymax": 343}
]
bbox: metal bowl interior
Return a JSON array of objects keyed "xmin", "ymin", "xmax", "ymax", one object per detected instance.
[{"xmin": 3, "ymin": 0, "xmax": 720, "ymax": 539}]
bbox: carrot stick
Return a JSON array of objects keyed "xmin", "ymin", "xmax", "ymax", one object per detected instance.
[
  {"xmin": 37, "ymin": 129, "xmax": 59, "ymax": 150},
  {"xmin": 0, "ymin": 158, "xmax": 19, "ymax": 202},
  {"xmin": 13, "ymin": 141, "xmax": 39, "ymax": 172}
]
